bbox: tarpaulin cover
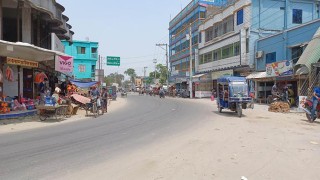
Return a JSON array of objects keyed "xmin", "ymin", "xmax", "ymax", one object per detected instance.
[
  {"xmin": 70, "ymin": 80, "xmax": 98, "ymax": 88},
  {"xmin": 71, "ymin": 94, "xmax": 90, "ymax": 104}
]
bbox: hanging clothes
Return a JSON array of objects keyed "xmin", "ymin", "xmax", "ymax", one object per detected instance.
[{"xmin": 5, "ymin": 66, "xmax": 14, "ymax": 82}]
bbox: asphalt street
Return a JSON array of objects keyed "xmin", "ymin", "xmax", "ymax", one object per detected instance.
[{"xmin": 0, "ymin": 94, "xmax": 209, "ymax": 179}]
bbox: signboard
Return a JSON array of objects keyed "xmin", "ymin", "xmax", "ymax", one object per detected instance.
[
  {"xmin": 55, "ymin": 55, "xmax": 74, "ymax": 73},
  {"xmin": 107, "ymin": 56, "xmax": 120, "ymax": 66},
  {"xmin": 266, "ymin": 60, "xmax": 293, "ymax": 77},
  {"xmin": 7, "ymin": 57, "xmax": 38, "ymax": 68},
  {"xmin": 211, "ymin": 69, "xmax": 233, "ymax": 80},
  {"xmin": 51, "ymin": 33, "xmax": 65, "ymax": 53},
  {"xmin": 298, "ymin": 96, "xmax": 307, "ymax": 109}
]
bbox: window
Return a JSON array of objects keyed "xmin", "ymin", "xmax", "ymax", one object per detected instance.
[
  {"xmin": 78, "ymin": 65, "xmax": 86, "ymax": 72},
  {"xmin": 293, "ymin": 9, "xmax": 302, "ymax": 24},
  {"xmin": 246, "ymin": 38, "xmax": 249, "ymax": 53},
  {"xmin": 237, "ymin": 9, "xmax": 244, "ymax": 25},
  {"xmin": 222, "ymin": 44, "xmax": 233, "ymax": 59},
  {"xmin": 291, "ymin": 46, "xmax": 304, "ymax": 64},
  {"xmin": 91, "ymin": 65, "xmax": 96, "ymax": 77},
  {"xmin": 205, "ymin": 27, "xmax": 213, "ymax": 42},
  {"xmin": 91, "ymin": 47, "xmax": 97, "ymax": 53},
  {"xmin": 77, "ymin": 47, "xmax": 86, "ymax": 54},
  {"xmin": 234, "ymin": 42, "xmax": 240, "ymax": 56},
  {"xmin": 266, "ymin": 52, "xmax": 276, "ymax": 64},
  {"xmin": 199, "ymin": 32, "xmax": 202, "ymax": 43},
  {"xmin": 200, "ymin": 11, "xmax": 205, "ymax": 19}
]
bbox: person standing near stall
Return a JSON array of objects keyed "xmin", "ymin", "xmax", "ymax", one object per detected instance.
[{"xmin": 39, "ymin": 78, "xmax": 48, "ymax": 104}]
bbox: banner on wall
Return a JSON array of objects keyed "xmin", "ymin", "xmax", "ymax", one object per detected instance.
[
  {"xmin": 266, "ymin": 60, "xmax": 293, "ymax": 77},
  {"xmin": 55, "ymin": 55, "xmax": 73, "ymax": 73}
]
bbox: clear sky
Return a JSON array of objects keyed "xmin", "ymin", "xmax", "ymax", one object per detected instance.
[{"xmin": 58, "ymin": 0, "xmax": 190, "ymax": 77}]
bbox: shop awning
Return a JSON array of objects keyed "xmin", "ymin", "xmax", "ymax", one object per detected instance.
[
  {"xmin": 70, "ymin": 80, "xmax": 99, "ymax": 88},
  {"xmin": 294, "ymin": 27, "xmax": 320, "ymax": 75},
  {"xmin": 192, "ymin": 73, "xmax": 206, "ymax": 78},
  {"xmin": 246, "ymin": 72, "xmax": 267, "ymax": 79},
  {"xmin": 0, "ymin": 40, "xmax": 55, "ymax": 62}
]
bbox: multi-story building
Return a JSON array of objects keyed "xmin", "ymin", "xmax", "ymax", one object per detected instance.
[
  {"xmin": 0, "ymin": 0, "xmax": 73, "ymax": 100},
  {"xmin": 196, "ymin": 0, "xmax": 319, "ymax": 98},
  {"xmin": 62, "ymin": 40, "xmax": 99, "ymax": 80},
  {"xmin": 169, "ymin": 0, "xmax": 227, "ymax": 93},
  {"xmin": 248, "ymin": 19, "xmax": 320, "ymax": 101}
]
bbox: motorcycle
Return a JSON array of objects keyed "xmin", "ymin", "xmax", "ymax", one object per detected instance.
[{"xmin": 302, "ymin": 98, "xmax": 320, "ymax": 122}]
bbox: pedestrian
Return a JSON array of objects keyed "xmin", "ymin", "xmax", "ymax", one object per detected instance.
[
  {"xmin": 311, "ymin": 85, "xmax": 320, "ymax": 120},
  {"xmin": 39, "ymin": 78, "xmax": 48, "ymax": 104},
  {"xmin": 101, "ymin": 88, "xmax": 108, "ymax": 112}
]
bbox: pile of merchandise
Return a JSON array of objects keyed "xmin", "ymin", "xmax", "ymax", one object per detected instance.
[{"xmin": 268, "ymin": 101, "xmax": 290, "ymax": 113}]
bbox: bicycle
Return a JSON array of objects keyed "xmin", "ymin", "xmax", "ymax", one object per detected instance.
[{"xmin": 85, "ymin": 98, "xmax": 100, "ymax": 118}]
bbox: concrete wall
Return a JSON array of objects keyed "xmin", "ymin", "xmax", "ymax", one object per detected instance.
[
  {"xmin": 251, "ymin": 0, "xmax": 319, "ymax": 31},
  {"xmin": 256, "ymin": 19, "xmax": 320, "ymax": 71}
]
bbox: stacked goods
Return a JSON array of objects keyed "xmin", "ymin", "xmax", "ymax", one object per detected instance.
[{"xmin": 268, "ymin": 101, "xmax": 290, "ymax": 113}]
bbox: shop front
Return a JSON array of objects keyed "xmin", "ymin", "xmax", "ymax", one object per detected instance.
[
  {"xmin": 0, "ymin": 40, "xmax": 72, "ymax": 118},
  {"xmin": 194, "ymin": 73, "xmax": 212, "ymax": 98},
  {"xmin": 247, "ymin": 60, "xmax": 301, "ymax": 104},
  {"xmin": 211, "ymin": 69, "xmax": 234, "ymax": 92}
]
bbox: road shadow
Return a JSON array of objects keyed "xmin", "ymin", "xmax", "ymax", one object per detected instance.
[
  {"xmin": 0, "ymin": 115, "xmax": 39, "ymax": 125},
  {"xmin": 299, "ymin": 118, "xmax": 320, "ymax": 125},
  {"xmin": 212, "ymin": 110, "xmax": 247, "ymax": 118}
]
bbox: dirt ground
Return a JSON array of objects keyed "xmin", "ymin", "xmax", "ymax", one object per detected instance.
[
  {"xmin": 60, "ymin": 98, "xmax": 320, "ymax": 180},
  {"xmin": 1, "ymin": 96, "xmax": 320, "ymax": 180},
  {"xmin": 0, "ymin": 97, "xmax": 128, "ymax": 134}
]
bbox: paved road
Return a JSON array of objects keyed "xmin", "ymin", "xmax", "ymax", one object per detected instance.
[{"xmin": 0, "ymin": 94, "xmax": 207, "ymax": 179}]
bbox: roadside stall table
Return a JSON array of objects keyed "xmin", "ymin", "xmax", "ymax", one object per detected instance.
[{"xmin": 36, "ymin": 105, "xmax": 70, "ymax": 121}]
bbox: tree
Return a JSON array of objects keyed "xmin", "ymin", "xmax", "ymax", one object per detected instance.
[
  {"xmin": 156, "ymin": 64, "xmax": 168, "ymax": 84},
  {"xmin": 104, "ymin": 73, "xmax": 124, "ymax": 86},
  {"xmin": 124, "ymin": 68, "xmax": 137, "ymax": 82}
]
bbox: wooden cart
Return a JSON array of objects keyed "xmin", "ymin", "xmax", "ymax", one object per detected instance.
[{"xmin": 36, "ymin": 105, "xmax": 70, "ymax": 121}]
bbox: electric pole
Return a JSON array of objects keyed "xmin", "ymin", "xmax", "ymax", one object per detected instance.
[
  {"xmin": 188, "ymin": 23, "xmax": 193, "ymax": 99},
  {"xmin": 156, "ymin": 43, "xmax": 169, "ymax": 86},
  {"xmin": 144, "ymin": 66, "xmax": 147, "ymax": 87}
]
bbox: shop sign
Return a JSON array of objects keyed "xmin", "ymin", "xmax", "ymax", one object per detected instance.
[
  {"xmin": 266, "ymin": 60, "xmax": 293, "ymax": 77},
  {"xmin": 6, "ymin": 57, "xmax": 38, "ymax": 68},
  {"xmin": 298, "ymin": 96, "xmax": 307, "ymax": 109},
  {"xmin": 55, "ymin": 55, "xmax": 74, "ymax": 73},
  {"xmin": 211, "ymin": 69, "xmax": 233, "ymax": 80}
]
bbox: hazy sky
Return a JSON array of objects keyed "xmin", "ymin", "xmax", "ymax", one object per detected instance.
[{"xmin": 58, "ymin": 0, "xmax": 190, "ymax": 77}]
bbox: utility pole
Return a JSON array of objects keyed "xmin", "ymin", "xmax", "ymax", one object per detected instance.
[
  {"xmin": 144, "ymin": 66, "xmax": 148, "ymax": 87},
  {"xmin": 153, "ymin": 59, "xmax": 157, "ymax": 80},
  {"xmin": 156, "ymin": 43, "xmax": 169, "ymax": 86},
  {"xmin": 188, "ymin": 23, "xmax": 193, "ymax": 99}
]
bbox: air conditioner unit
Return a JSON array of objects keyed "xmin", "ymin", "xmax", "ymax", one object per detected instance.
[{"xmin": 255, "ymin": 51, "xmax": 264, "ymax": 59}]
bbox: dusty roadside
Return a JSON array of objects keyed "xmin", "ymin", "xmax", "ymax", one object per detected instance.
[
  {"xmin": 60, "ymin": 98, "xmax": 320, "ymax": 180},
  {"xmin": 0, "ymin": 96, "xmax": 128, "ymax": 134}
]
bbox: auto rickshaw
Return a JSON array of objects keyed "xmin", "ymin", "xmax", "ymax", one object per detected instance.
[{"xmin": 217, "ymin": 76, "xmax": 252, "ymax": 117}]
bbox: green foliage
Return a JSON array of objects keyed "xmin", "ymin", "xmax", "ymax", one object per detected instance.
[
  {"xmin": 148, "ymin": 64, "xmax": 168, "ymax": 84},
  {"xmin": 104, "ymin": 73, "xmax": 124, "ymax": 86},
  {"xmin": 124, "ymin": 68, "xmax": 137, "ymax": 82}
]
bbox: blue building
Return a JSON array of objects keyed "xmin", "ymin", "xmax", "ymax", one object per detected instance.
[
  {"xmin": 248, "ymin": 18, "xmax": 320, "ymax": 100},
  {"xmin": 62, "ymin": 40, "xmax": 99, "ymax": 80},
  {"xmin": 169, "ymin": 0, "xmax": 227, "ymax": 91}
]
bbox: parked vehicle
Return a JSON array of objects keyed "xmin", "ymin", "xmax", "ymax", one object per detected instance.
[
  {"xmin": 301, "ymin": 98, "xmax": 320, "ymax": 123},
  {"xmin": 217, "ymin": 76, "xmax": 252, "ymax": 117}
]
